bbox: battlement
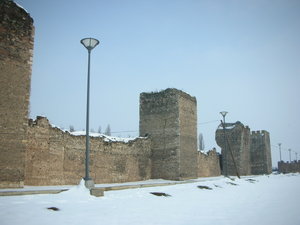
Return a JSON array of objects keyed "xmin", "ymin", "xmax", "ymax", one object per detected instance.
[
  {"xmin": 278, "ymin": 161, "xmax": 300, "ymax": 173},
  {"xmin": 217, "ymin": 121, "xmax": 250, "ymax": 131},
  {"xmin": 141, "ymin": 88, "xmax": 196, "ymax": 103},
  {"xmin": 251, "ymin": 130, "xmax": 269, "ymax": 136},
  {"xmin": 250, "ymin": 129, "xmax": 272, "ymax": 174}
]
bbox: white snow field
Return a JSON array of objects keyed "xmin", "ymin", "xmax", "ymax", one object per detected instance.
[{"xmin": 0, "ymin": 173, "xmax": 299, "ymax": 225}]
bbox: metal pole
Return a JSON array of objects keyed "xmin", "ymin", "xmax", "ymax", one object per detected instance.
[
  {"xmin": 85, "ymin": 49, "xmax": 91, "ymax": 181},
  {"xmin": 80, "ymin": 37, "xmax": 99, "ymax": 189},
  {"xmin": 278, "ymin": 143, "xmax": 282, "ymax": 162},
  {"xmin": 222, "ymin": 114, "xmax": 227, "ymax": 176}
]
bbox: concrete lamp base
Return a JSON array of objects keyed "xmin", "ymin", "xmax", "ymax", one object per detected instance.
[{"xmin": 84, "ymin": 179, "xmax": 95, "ymax": 189}]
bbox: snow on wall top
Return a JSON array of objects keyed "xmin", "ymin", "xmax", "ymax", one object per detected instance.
[
  {"xmin": 69, "ymin": 131, "xmax": 139, "ymax": 143},
  {"xmin": 29, "ymin": 116, "xmax": 141, "ymax": 144}
]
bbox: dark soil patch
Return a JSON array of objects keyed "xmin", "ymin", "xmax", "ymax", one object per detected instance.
[
  {"xmin": 197, "ymin": 185, "xmax": 213, "ymax": 190},
  {"xmin": 150, "ymin": 192, "xmax": 171, "ymax": 197},
  {"xmin": 246, "ymin": 178, "xmax": 257, "ymax": 183},
  {"xmin": 47, "ymin": 207, "xmax": 60, "ymax": 211},
  {"xmin": 226, "ymin": 182, "xmax": 238, "ymax": 186}
]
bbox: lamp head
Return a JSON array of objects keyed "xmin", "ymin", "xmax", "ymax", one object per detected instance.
[
  {"xmin": 81, "ymin": 38, "xmax": 99, "ymax": 51},
  {"xmin": 220, "ymin": 111, "xmax": 228, "ymax": 117}
]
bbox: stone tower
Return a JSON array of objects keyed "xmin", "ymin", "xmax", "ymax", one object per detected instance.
[
  {"xmin": 250, "ymin": 130, "xmax": 272, "ymax": 174},
  {"xmin": 139, "ymin": 88, "xmax": 198, "ymax": 180},
  {"xmin": 215, "ymin": 122, "xmax": 251, "ymax": 176},
  {"xmin": 0, "ymin": 0, "xmax": 34, "ymax": 187}
]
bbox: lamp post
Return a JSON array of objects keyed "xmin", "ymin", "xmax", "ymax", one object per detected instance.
[
  {"xmin": 220, "ymin": 111, "xmax": 228, "ymax": 176},
  {"xmin": 278, "ymin": 143, "xmax": 282, "ymax": 162},
  {"xmin": 81, "ymin": 37, "xmax": 99, "ymax": 189}
]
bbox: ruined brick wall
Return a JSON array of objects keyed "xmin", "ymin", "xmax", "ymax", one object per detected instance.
[
  {"xmin": 140, "ymin": 89, "xmax": 180, "ymax": 180},
  {"xmin": 0, "ymin": 0, "xmax": 34, "ymax": 187},
  {"xmin": 178, "ymin": 91, "xmax": 198, "ymax": 178},
  {"xmin": 216, "ymin": 122, "xmax": 251, "ymax": 176},
  {"xmin": 197, "ymin": 149, "xmax": 221, "ymax": 177},
  {"xmin": 278, "ymin": 161, "xmax": 300, "ymax": 174},
  {"xmin": 250, "ymin": 130, "xmax": 272, "ymax": 174},
  {"xmin": 25, "ymin": 117, "xmax": 151, "ymax": 185},
  {"xmin": 140, "ymin": 88, "xmax": 198, "ymax": 180}
]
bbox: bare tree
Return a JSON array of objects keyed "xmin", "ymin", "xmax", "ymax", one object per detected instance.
[
  {"xmin": 69, "ymin": 125, "xmax": 75, "ymax": 132},
  {"xmin": 98, "ymin": 126, "xmax": 102, "ymax": 134},
  {"xmin": 199, "ymin": 133, "xmax": 205, "ymax": 151},
  {"xmin": 105, "ymin": 124, "xmax": 111, "ymax": 136}
]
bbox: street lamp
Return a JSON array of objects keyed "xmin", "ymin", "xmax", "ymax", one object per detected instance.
[
  {"xmin": 220, "ymin": 111, "xmax": 228, "ymax": 176},
  {"xmin": 278, "ymin": 143, "xmax": 282, "ymax": 162},
  {"xmin": 220, "ymin": 111, "xmax": 228, "ymax": 124},
  {"xmin": 81, "ymin": 37, "xmax": 99, "ymax": 189}
]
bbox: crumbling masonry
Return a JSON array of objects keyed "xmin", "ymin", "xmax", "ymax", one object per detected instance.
[
  {"xmin": 278, "ymin": 161, "xmax": 300, "ymax": 173},
  {"xmin": 0, "ymin": 1, "xmax": 220, "ymax": 187},
  {"xmin": 250, "ymin": 130, "xmax": 272, "ymax": 175},
  {"xmin": 140, "ymin": 89, "xmax": 198, "ymax": 180},
  {"xmin": 215, "ymin": 122, "xmax": 272, "ymax": 176},
  {"xmin": 0, "ymin": 0, "xmax": 34, "ymax": 187},
  {"xmin": 0, "ymin": 1, "xmax": 271, "ymax": 188}
]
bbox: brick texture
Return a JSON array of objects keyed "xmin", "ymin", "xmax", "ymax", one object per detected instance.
[
  {"xmin": 139, "ymin": 89, "xmax": 198, "ymax": 180},
  {"xmin": 0, "ymin": 0, "xmax": 34, "ymax": 187},
  {"xmin": 197, "ymin": 149, "xmax": 221, "ymax": 177},
  {"xmin": 216, "ymin": 122, "xmax": 272, "ymax": 176},
  {"xmin": 25, "ymin": 117, "xmax": 152, "ymax": 185}
]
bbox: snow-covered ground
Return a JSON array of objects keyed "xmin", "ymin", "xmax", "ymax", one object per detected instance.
[{"xmin": 0, "ymin": 173, "xmax": 299, "ymax": 225}]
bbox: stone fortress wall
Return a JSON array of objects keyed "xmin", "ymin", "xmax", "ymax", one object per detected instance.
[
  {"xmin": 25, "ymin": 117, "xmax": 152, "ymax": 185},
  {"xmin": 0, "ymin": 0, "xmax": 34, "ymax": 187},
  {"xmin": 216, "ymin": 122, "xmax": 251, "ymax": 176},
  {"xmin": 139, "ymin": 89, "xmax": 199, "ymax": 180},
  {"xmin": 278, "ymin": 161, "xmax": 300, "ymax": 173},
  {"xmin": 22, "ymin": 89, "xmax": 221, "ymax": 186},
  {"xmin": 215, "ymin": 122, "xmax": 272, "ymax": 176},
  {"xmin": 1, "ymin": 1, "xmax": 273, "ymax": 188},
  {"xmin": 250, "ymin": 130, "xmax": 272, "ymax": 175},
  {"xmin": 0, "ymin": 0, "xmax": 221, "ymax": 188},
  {"xmin": 197, "ymin": 149, "xmax": 221, "ymax": 177}
]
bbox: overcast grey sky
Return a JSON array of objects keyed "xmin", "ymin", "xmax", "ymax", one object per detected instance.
[{"xmin": 16, "ymin": 0, "xmax": 300, "ymax": 166}]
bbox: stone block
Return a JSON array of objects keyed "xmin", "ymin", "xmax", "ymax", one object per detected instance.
[{"xmin": 90, "ymin": 188, "xmax": 104, "ymax": 197}]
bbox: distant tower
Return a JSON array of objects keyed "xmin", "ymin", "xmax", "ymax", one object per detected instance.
[
  {"xmin": 0, "ymin": 1, "xmax": 34, "ymax": 187},
  {"xmin": 250, "ymin": 130, "xmax": 272, "ymax": 174},
  {"xmin": 216, "ymin": 122, "xmax": 251, "ymax": 176},
  {"xmin": 139, "ymin": 88, "xmax": 198, "ymax": 180}
]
